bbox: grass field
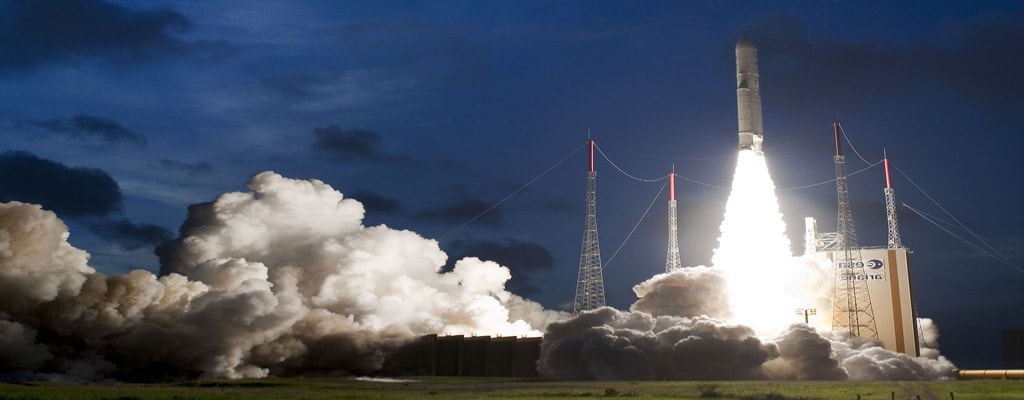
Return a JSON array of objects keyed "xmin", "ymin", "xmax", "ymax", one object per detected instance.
[{"xmin": 1, "ymin": 377, "xmax": 1021, "ymax": 400}]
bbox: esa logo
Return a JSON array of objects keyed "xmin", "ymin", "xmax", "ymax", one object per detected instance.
[{"xmin": 866, "ymin": 259, "xmax": 883, "ymax": 269}]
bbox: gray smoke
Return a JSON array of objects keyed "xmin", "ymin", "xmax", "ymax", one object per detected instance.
[
  {"xmin": 630, "ymin": 266, "xmax": 730, "ymax": 318},
  {"xmin": 0, "ymin": 172, "xmax": 564, "ymax": 381},
  {"xmin": 537, "ymin": 269, "xmax": 956, "ymax": 381},
  {"xmin": 538, "ymin": 307, "xmax": 775, "ymax": 380}
]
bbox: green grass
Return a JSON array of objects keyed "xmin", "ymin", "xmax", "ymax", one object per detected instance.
[{"xmin": 0, "ymin": 378, "xmax": 1020, "ymax": 400}]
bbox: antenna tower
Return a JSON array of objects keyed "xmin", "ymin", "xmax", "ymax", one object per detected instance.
[
  {"xmin": 830, "ymin": 122, "xmax": 879, "ymax": 339},
  {"xmin": 665, "ymin": 169, "xmax": 682, "ymax": 272},
  {"xmin": 573, "ymin": 139, "xmax": 606, "ymax": 313},
  {"xmin": 883, "ymin": 151, "xmax": 903, "ymax": 248}
]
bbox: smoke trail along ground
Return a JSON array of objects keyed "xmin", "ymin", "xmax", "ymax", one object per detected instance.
[
  {"xmin": 536, "ymin": 150, "xmax": 955, "ymax": 380},
  {"xmin": 0, "ymin": 172, "xmax": 564, "ymax": 380}
]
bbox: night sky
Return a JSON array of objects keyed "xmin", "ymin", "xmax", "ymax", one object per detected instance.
[{"xmin": 1, "ymin": 0, "xmax": 1021, "ymax": 369}]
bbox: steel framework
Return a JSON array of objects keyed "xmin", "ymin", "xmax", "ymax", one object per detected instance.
[
  {"xmin": 883, "ymin": 153, "xmax": 903, "ymax": 249},
  {"xmin": 665, "ymin": 172, "xmax": 681, "ymax": 272},
  {"xmin": 573, "ymin": 140, "xmax": 606, "ymax": 313},
  {"xmin": 830, "ymin": 122, "xmax": 879, "ymax": 339}
]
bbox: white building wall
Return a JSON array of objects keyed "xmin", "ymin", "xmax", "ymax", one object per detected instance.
[{"xmin": 821, "ymin": 247, "xmax": 919, "ymax": 355}]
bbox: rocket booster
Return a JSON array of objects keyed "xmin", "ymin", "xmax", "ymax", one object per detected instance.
[{"xmin": 736, "ymin": 34, "xmax": 763, "ymax": 153}]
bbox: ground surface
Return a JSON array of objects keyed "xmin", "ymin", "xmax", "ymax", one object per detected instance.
[{"xmin": 1, "ymin": 377, "xmax": 1021, "ymax": 399}]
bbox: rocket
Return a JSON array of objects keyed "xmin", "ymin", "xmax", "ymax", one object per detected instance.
[{"xmin": 736, "ymin": 34, "xmax": 763, "ymax": 153}]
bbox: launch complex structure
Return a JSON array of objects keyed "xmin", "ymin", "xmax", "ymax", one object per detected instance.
[{"xmin": 571, "ymin": 35, "xmax": 922, "ymax": 356}]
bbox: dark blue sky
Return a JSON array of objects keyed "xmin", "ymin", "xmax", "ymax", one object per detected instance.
[{"xmin": 1, "ymin": 0, "xmax": 1021, "ymax": 369}]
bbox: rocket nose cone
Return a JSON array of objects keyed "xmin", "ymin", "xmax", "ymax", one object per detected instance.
[{"xmin": 737, "ymin": 34, "xmax": 756, "ymax": 50}]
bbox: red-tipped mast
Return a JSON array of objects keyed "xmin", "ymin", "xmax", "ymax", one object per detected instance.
[
  {"xmin": 588, "ymin": 139, "xmax": 595, "ymax": 172},
  {"xmin": 669, "ymin": 171, "xmax": 676, "ymax": 201},
  {"xmin": 833, "ymin": 121, "xmax": 843, "ymax": 157},
  {"xmin": 883, "ymin": 149, "xmax": 892, "ymax": 189}
]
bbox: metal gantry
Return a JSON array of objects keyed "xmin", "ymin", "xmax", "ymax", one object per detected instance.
[
  {"xmin": 665, "ymin": 172, "xmax": 682, "ymax": 273},
  {"xmin": 573, "ymin": 140, "xmax": 606, "ymax": 313},
  {"xmin": 830, "ymin": 122, "xmax": 879, "ymax": 339},
  {"xmin": 883, "ymin": 152, "xmax": 903, "ymax": 249}
]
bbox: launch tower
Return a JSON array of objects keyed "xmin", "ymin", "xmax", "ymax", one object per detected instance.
[
  {"xmin": 665, "ymin": 170, "xmax": 681, "ymax": 272},
  {"xmin": 805, "ymin": 140, "xmax": 919, "ymax": 355},
  {"xmin": 883, "ymin": 151, "xmax": 904, "ymax": 249},
  {"xmin": 828, "ymin": 122, "xmax": 879, "ymax": 339},
  {"xmin": 573, "ymin": 139, "xmax": 606, "ymax": 313}
]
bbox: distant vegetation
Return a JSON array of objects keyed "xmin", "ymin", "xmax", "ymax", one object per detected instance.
[{"xmin": 1, "ymin": 377, "xmax": 1021, "ymax": 400}]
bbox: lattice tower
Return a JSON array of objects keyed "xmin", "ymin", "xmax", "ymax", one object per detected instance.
[
  {"xmin": 665, "ymin": 171, "xmax": 681, "ymax": 272},
  {"xmin": 573, "ymin": 139, "xmax": 606, "ymax": 313},
  {"xmin": 883, "ymin": 152, "xmax": 903, "ymax": 249},
  {"xmin": 830, "ymin": 122, "xmax": 879, "ymax": 339}
]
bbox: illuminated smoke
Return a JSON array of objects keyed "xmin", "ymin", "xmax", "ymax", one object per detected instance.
[
  {"xmin": 0, "ymin": 172, "xmax": 564, "ymax": 380},
  {"xmin": 0, "ymin": 158, "xmax": 958, "ymax": 381},
  {"xmin": 537, "ymin": 151, "xmax": 955, "ymax": 381},
  {"xmin": 713, "ymin": 150, "xmax": 824, "ymax": 335}
]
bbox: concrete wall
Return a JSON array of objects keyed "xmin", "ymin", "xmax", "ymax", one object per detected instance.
[{"xmin": 385, "ymin": 334, "xmax": 542, "ymax": 377}]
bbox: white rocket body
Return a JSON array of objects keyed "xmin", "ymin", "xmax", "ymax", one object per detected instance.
[{"xmin": 736, "ymin": 35, "xmax": 764, "ymax": 153}]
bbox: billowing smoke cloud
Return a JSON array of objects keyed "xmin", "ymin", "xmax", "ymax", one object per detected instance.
[
  {"xmin": 630, "ymin": 266, "xmax": 729, "ymax": 318},
  {"xmin": 538, "ymin": 306, "xmax": 775, "ymax": 380},
  {"xmin": 537, "ymin": 262, "xmax": 955, "ymax": 381},
  {"xmin": 0, "ymin": 172, "xmax": 564, "ymax": 381},
  {"xmin": 537, "ymin": 149, "xmax": 956, "ymax": 381}
]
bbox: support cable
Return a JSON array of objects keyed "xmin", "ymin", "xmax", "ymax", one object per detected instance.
[
  {"xmin": 778, "ymin": 160, "xmax": 883, "ymax": 191},
  {"xmin": 896, "ymin": 165, "xmax": 1022, "ymax": 273},
  {"xmin": 603, "ymin": 179, "xmax": 668, "ymax": 270},
  {"xmin": 593, "ymin": 143, "xmax": 668, "ymax": 183},
  {"xmin": 597, "ymin": 123, "xmax": 833, "ymax": 161},
  {"xmin": 765, "ymin": 123, "xmax": 836, "ymax": 152},
  {"xmin": 440, "ymin": 142, "xmax": 586, "ymax": 240},
  {"xmin": 837, "ymin": 123, "xmax": 874, "ymax": 165},
  {"xmin": 674, "ymin": 174, "xmax": 726, "ymax": 189},
  {"xmin": 902, "ymin": 203, "xmax": 1022, "ymax": 275}
]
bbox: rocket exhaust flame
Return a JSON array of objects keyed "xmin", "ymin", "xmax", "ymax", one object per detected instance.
[
  {"xmin": 0, "ymin": 34, "xmax": 958, "ymax": 382},
  {"xmin": 536, "ymin": 35, "xmax": 955, "ymax": 381},
  {"xmin": 536, "ymin": 149, "xmax": 955, "ymax": 381}
]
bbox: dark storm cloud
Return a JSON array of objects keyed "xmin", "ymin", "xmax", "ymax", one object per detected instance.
[
  {"xmin": 30, "ymin": 114, "xmax": 146, "ymax": 146},
  {"xmin": 0, "ymin": 0, "xmax": 231, "ymax": 72},
  {"xmin": 349, "ymin": 190, "xmax": 401, "ymax": 215},
  {"xmin": 416, "ymin": 198, "xmax": 501, "ymax": 226},
  {"xmin": 446, "ymin": 237, "xmax": 555, "ymax": 296},
  {"xmin": 0, "ymin": 151, "xmax": 121, "ymax": 216},
  {"xmin": 86, "ymin": 218, "xmax": 173, "ymax": 251},
  {"xmin": 312, "ymin": 125, "xmax": 383, "ymax": 161},
  {"xmin": 157, "ymin": 158, "xmax": 213, "ymax": 177},
  {"xmin": 749, "ymin": 13, "xmax": 1024, "ymax": 124}
]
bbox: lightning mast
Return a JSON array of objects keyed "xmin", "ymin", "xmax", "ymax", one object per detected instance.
[
  {"xmin": 830, "ymin": 122, "xmax": 879, "ymax": 339},
  {"xmin": 883, "ymin": 150, "xmax": 903, "ymax": 249},
  {"xmin": 665, "ymin": 168, "xmax": 682, "ymax": 272},
  {"xmin": 573, "ymin": 139, "xmax": 606, "ymax": 313}
]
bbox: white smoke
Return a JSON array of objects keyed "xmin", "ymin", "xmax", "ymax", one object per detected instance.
[
  {"xmin": 538, "ymin": 271, "xmax": 955, "ymax": 381},
  {"xmin": 537, "ymin": 150, "xmax": 957, "ymax": 381},
  {"xmin": 0, "ymin": 172, "xmax": 565, "ymax": 380}
]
